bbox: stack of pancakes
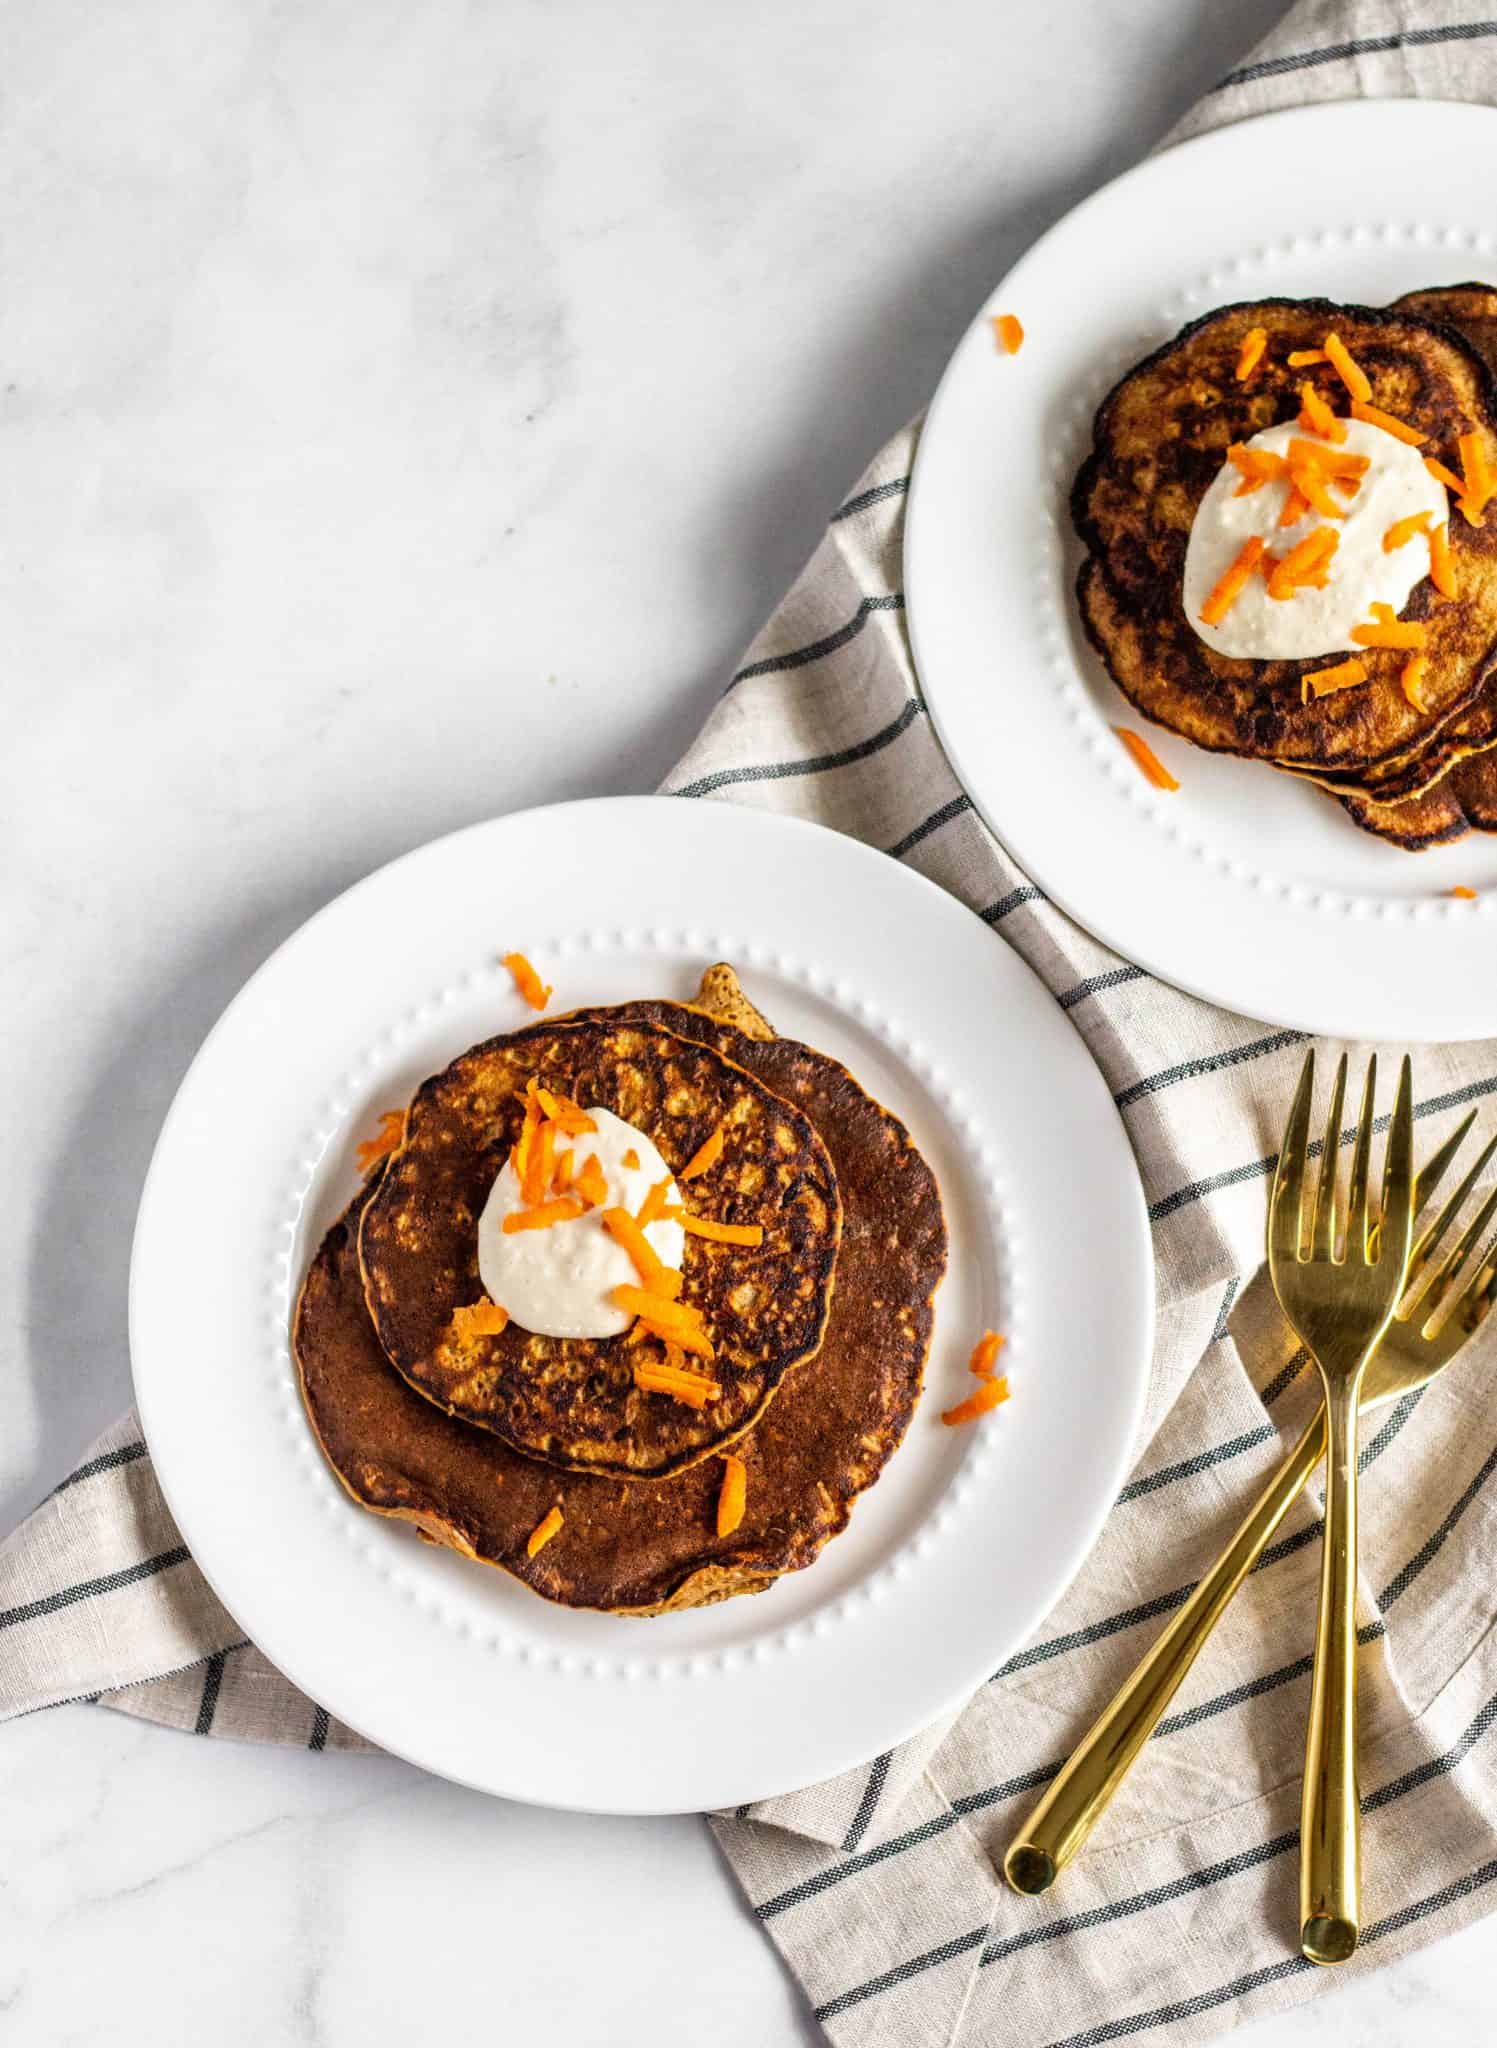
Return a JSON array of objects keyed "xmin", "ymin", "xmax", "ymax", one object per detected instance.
[
  {"xmin": 294, "ymin": 967, "xmax": 948, "ymax": 1614},
  {"xmin": 1073, "ymin": 286, "xmax": 1497, "ymax": 848}
]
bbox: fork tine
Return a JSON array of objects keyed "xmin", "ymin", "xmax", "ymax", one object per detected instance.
[
  {"xmin": 1402, "ymin": 1129, "xmax": 1497, "ymax": 1303},
  {"xmin": 1311, "ymin": 1054, "xmax": 1348, "ymax": 1259},
  {"xmin": 1452, "ymin": 1236, "xmax": 1497, "ymax": 1338},
  {"xmin": 1345, "ymin": 1055, "xmax": 1378, "ymax": 1259},
  {"xmin": 1414, "ymin": 1110, "xmax": 1477, "ymax": 1218},
  {"xmin": 1408, "ymin": 1183, "xmax": 1497, "ymax": 1330},
  {"xmin": 1376, "ymin": 1055, "xmax": 1416, "ymax": 1271},
  {"xmin": 1270, "ymin": 1050, "xmax": 1315, "ymax": 1261}
]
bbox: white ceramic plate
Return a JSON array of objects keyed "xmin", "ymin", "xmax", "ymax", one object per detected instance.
[
  {"xmin": 130, "ymin": 798, "xmax": 1151, "ymax": 1813},
  {"xmin": 907, "ymin": 99, "xmax": 1497, "ymax": 1043}
]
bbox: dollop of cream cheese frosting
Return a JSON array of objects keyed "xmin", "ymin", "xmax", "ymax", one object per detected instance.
[
  {"xmin": 476, "ymin": 1106, "xmax": 684, "ymax": 1339},
  {"xmin": 1183, "ymin": 418, "xmax": 1447, "ymax": 659}
]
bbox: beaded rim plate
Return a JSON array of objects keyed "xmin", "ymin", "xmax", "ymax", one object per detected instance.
[
  {"xmin": 907, "ymin": 99, "xmax": 1497, "ymax": 1042},
  {"xmin": 129, "ymin": 799, "xmax": 1151, "ymax": 1813}
]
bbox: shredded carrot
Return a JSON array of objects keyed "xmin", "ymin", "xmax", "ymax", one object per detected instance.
[
  {"xmin": 1301, "ymin": 658, "xmax": 1368, "ymax": 702},
  {"xmin": 503, "ymin": 951, "xmax": 552, "ymax": 1011},
  {"xmin": 1114, "ymin": 726, "xmax": 1179, "ymax": 792},
  {"xmin": 522, "ymin": 1119, "xmax": 555, "ymax": 1206},
  {"xmin": 612, "ymin": 1284, "xmax": 714, "ymax": 1357},
  {"xmin": 526, "ymin": 1506, "xmax": 563, "ymax": 1558},
  {"xmin": 1287, "ymin": 439, "xmax": 1368, "ymax": 478},
  {"xmin": 601, "ymin": 1206, "xmax": 682, "ymax": 1296},
  {"xmin": 512, "ymin": 1084, "xmax": 543, "ymax": 1185},
  {"xmin": 1228, "ymin": 444, "xmax": 1289, "ymax": 493},
  {"xmin": 1234, "ymin": 326, "xmax": 1268, "ymax": 382},
  {"xmin": 680, "ymin": 1215, "xmax": 765, "ymax": 1247},
  {"xmin": 1429, "ymin": 522, "xmax": 1457, "ymax": 600},
  {"xmin": 1451, "ymin": 886, "xmax": 1479, "ymax": 900},
  {"xmin": 1459, "ymin": 431, "xmax": 1495, "ymax": 521},
  {"xmin": 621, "ymin": 1147, "xmax": 640, "ymax": 1171},
  {"xmin": 1426, "ymin": 455, "xmax": 1468, "ymax": 495},
  {"xmin": 633, "ymin": 1358, "xmax": 721, "ymax": 1407},
  {"xmin": 552, "ymin": 1147, "xmax": 574, "ymax": 1194},
  {"xmin": 1278, "ymin": 483, "xmax": 1311, "ymax": 529},
  {"xmin": 1323, "ymin": 332, "xmax": 1372, "ymax": 404},
  {"xmin": 1291, "ymin": 463, "xmax": 1347, "ymax": 520},
  {"xmin": 716, "ymin": 1454, "xmax": 747, "ymax": 1536},
  {"xmin": 992, "ymin": 313, "xmax": 1024, "ymax": 355},
  {"xmin": 1401, "ymin": 653, "xmax": 1429, "ymax": 712},
  {"xmin": 941, "ymin": 1377, "xmax": 1011, "ymax": 1427},
  {"xmin": 449, "ymin": 1298, "xmax": 510, "ymax": 1341},
  {"xmin": 503, "ymin": 1196, "xmax": 586, "ymax": 1233},
  {"xmin": 355, "ymin": 1109, "xmax": 404, "ymax": 1175},
  {"xmin": 1288, "ymin": 348, "xmax": 1328, "ymax": 367},
  {"xmin": 1383, "ymin": 511, "xmax": 1433, "ymax": 552},
  {"xmin": 1199, "ymin": 535, "xmax": 1267, "ymax": 626},
  {"xmin": 534, "ymin": 1086, "xmax": 596, "ymax": 1136},
  {"xmin": 1350, "ymin": 399, "xmax": 1424, "ymax": 446},
  {"xmin": 1350, "ymin": 602, "xmax": 1426, "ymax": 651},
  {"xmin": 637, "ymin": 1177, "xmax": 674, "ymax": 1227},
  {"xmin": 575, "ymin": 1154, "xmax": 609, "ymax": 1208},
  {"xmin": 680, "ymin": 1126, "xmax": 725, "ymax": 1181},
  {"xmin": 1298, "ymin": 383, "xmax": 1347, "ymax": 443},
  {"xmin": 1267, "ymin": 525, "xmax": 1338, "ymax": 598},
  {"xmin": 968, "ymin": 1330, "xmax": 1006, "ymax": 1378}
]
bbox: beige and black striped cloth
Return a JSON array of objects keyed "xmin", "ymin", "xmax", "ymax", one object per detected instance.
[{"xmin": 8, "ymin": 1, "xmax": 1497, "ymax": 2039}]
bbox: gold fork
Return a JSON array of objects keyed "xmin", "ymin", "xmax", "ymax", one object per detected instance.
[{"xmin": 1003, "ymin": 1108, "xmax": 1493, "ymax": 1904}]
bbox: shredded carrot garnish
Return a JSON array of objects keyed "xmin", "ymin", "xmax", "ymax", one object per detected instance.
[
  {"xmin": 1228, "ymin": 444, "xmax": 1289, "ymax": 493},
  {"xmin": 968, "ymin": 1331, "xmax": 1006, "ymax": 1378},
  {"xmin": 612, "ymin": 1285, "xmax": 714, "ymax": 1358},
  {"xmin": 449, "ymin": 1298, "xmax": 510, "ymax": 1342},
  {"xmin": 512, "ymin": 1083, "xmax": 543, "ymax": 1185},
  {"xmin": 522, "ymin": 1119, "xmax": 555, "ymax": 1206},
  {"xmin": 992, "ymin": 313, "xmax": 1024, "ymax": 355},
  {"xmin": 1287, "ymin": 439, "xmax": 1368, "ymax": 478},
  {"xmin": 534, "ymin": 1086, "xmax": 596, "ymax": 1136},
  {"xmin": 355, "ymin": 1110, "xmax": 404, "ymax": 1175},
  {"xmin": 1298, "ymin": 383, "xmax": 1346, "ymax": 443},
  {"xmin": 1199, "ymin": 536, "xmax": 1266, "ymax": 626},
  {"xmin": 941, "ymin": 1377, "xmax": 1011, "ymax": 1427},
  {"xmin": 1278, "ymin": 483, "xmax": 1311, "ymax": 529},
  {"xmin": 1268, "ymin": 525, "xmax": 1338, "ymax": 599},
  {"xmin": 637, "ymin": 1178, "xmax": 673, "ymax": 1227},
  {"xmin": 1288, "ymin": 348, "xmax": 1328, "ymax": 368},
  {"xmin": 680, "ymin": 1215, "xmax": 765, "ymax": 1247},
  {"xmin": 575, "ymin": 1154, "xmax": 609, "ymax": 1208},
  {"xmin": 1114, "ymin": 726, "xmax": 1179, "ymax": 792},
  {"xmin": 1429, "ymin": 523, "xmax": 1457, "ymax": 600},
  {"xmin": 526, "ymin": 1506, "xmax": 563, "ymax": 1558},
  {"xmin": 1350, "ymin": 399, "xmax": 1424, "ymax": 446},
  {"xmin": 1291, "ymin": 464, "xmax": 1348, "ymax": 520},
  {"xmin": 621, "ymin": 1147, "xmax": 640, "ymax": 1170},
  {"xmin": 1459, "ymin": 431, "xmax": 1495, "ymax": 521},
  {"xmin": 716, "ymin": 1454, "xmax": 747, "ymax": 1536},
  {"xmin": 1383, "ymin": 511, "xmax": 1432, "ymax": 552},
  {"xmin": 1234, "ymin": 327, "xmax": 1268, "ymax": 382},
  {"xmin": 1426, "ymin": 455, "xmax": 1468, "ymax": 495},
  {"xmin": 680, "ymin": 1126, "xmax": 725, "ymax": 1181},
  {"xmin": 1324, "ymin": 332, "xmax": 1372, "ymax": 404},
  {"xmin": 503, "ymin": 1196, "xmax": 586, "ymax": 1234},
  {"xmin": 1351, "ymin": 602, "xmax": 1426, "ymax": 651},
  {"xmin": 601, "ymin": 1207, "xmax": 682, "ymax": 1296},
  {"xmin": 552, "ymin": 1147, "xmax": 574, "ymax": 1193},
  {"xmin": 1451, "ymin": 886, "xmax": 1479, "ymax": 900},
  {"xmin": 633, "ymin": 1358, "xmax": 721, "ymax": 1407},
  {"xmin": 1301, "ymin": 658, "xmax": 1368, "ymax": 702},
  {"xmin": 1401, "ymin": 654, "xmax": 1429, "ymax": 712},
  {"xmin": 503, "ymin": 951, "xmax": 552, "ymax": 1011}
]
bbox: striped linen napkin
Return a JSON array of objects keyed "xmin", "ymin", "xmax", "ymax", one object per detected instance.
[{"xmin": 7, "ymin": 1, "xmax": 1497, "ymax": 2039}]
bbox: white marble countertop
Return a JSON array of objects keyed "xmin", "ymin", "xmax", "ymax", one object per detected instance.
[{"xmin": 6, "ymin": 0, "xmax": 1495, "ymax": 2039}]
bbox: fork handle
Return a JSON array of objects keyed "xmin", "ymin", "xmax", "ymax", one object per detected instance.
[
  {"xmin": 1003, "ymin": 1401, "xmax": 1330, "ymax": 1896},
  {"xmin": 1300, "ymin": 1371, "xmax": 1363, "ymax": 1965}
]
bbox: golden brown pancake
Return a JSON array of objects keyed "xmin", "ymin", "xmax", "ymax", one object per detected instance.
[
  {"xmin": 1339, "ymin": 742, "xmax": 1497, "ymax": 848},
  {"xmin": 1073, "ymin": 298, "xmax": 1497, "ymax": 773},
  {"xmin": 358, "ymin": 1016, "xmax": 840, "ymax": 1479},
  {"xmin": 294, "ymin": 977, "xmax": 947, "ymax": 1613}
]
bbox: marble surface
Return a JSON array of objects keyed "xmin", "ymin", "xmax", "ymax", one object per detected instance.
[{"xmin": 5, "ymin": 0, "xmax": 1493, "ymax": 2040}]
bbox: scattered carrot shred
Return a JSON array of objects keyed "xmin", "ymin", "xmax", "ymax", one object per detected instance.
[
  {"xmin": 449, "ymin": 1297, "xmax": 510, "ymax": 1342},
  {"xmin": 941, "ymin": 1377, "xmax": 1011, "ymax": 1427},
  {"xmin": 968, "ymin": 1330, "xmax": 1006, "ymax": 1378},
  {"xmin": 601, "ymin": 1206, "xmax": 681, "ymax": 1294},
  {"xmin": 535, "ymin": 1085, "xmax": 596, "ymax": 1136},
  {"xmin": 1429, "ymin": 522, "xmax": 1457, "ymax": 600},
  {"xmin": 1234, "ymin": 326, "xmax": 1268, "ymax": 382},
  {"xmin": 680, "ymin": 1215, "xmax": 765, "ymax": 1246},
  {"xmin": 1400, "ymin": 654, "xmax": 1428, "ymax": 711},
  {"xmin": 1291, "ymin": 463, "xmax": 1348, "ymax": 520},
  {"xmin": 1350, "ymin": 603, "xmax": 1426, "ymax": 651},
  {"xmin": 1298, "ymin": 383, "xmax": 1346, "ymax": 443},
  {"xmin": 1287, "ymin": 439, "xmax": 1368, "ymax": 478},
  {"xmin": 502, "ymin": 1196, "xmax": 587, "ymax": 1234},
  {"xmin": 575, "ymin": 1154, "xmax": 609, "ymax": 1208},
  {"xmin": 621, "ymin": 1147, "xmax": 640, "ymax": 1170},
  {"xmin": 633, "ymin": 1357, "xmax": 721, "ymax": 1407},
  {"xmin": 526, "ymin": 1506, "xmax": 563, "ymax": 1558},
  {"xmin": 1268, "ymin": 525, "xmax": 1338, "ymax": 599},
  {"xmin": 552, "ymin": 1147, "xmax": 574, "ymax": 1194},
  {"xmin": 503, "ymin": 951, "xmax": 552, "ymax": 1011},
  {"xmin": 1324, "ymin": 332, "xmax": 1372, "ymax": 404},
  {"xmin": 1287, "ymin": 348, "xmax": 1328, "ymax": 368},
  {"xmin": 1350, "ymin": 399, "xmax": 1424, "ymax": 446},
  {"xmin": 1426, "ymin": 455, "xmax": 1468, "ymax": 495},
  {"xmin": 522, "ymin": 1119, "xmax": 555, "ymax": 1207},
  {"xmin": 1383, "ymin": 511, "xmax": 1432, "ymax": 552},
  {"xmin": 1458, "ymin": 431, "xmax": 1495, "ymax": 522},
  {"xmin": 355, "ymin": 1109, "xmax": 404, "ymax": 1175},
  {"xmin": 680, "ymin": 1126, "xmax": 726, "ymax": 1181},
  {"xmin": 1227, "ymin": 445, "xmax": 1289, "ymax": 493},
  {"xmin": 1199, "ymin": 535, "xmax": 1267, "ymax": 626},
  {"xmin": 1300, "ymin": 657, "xmax": 1368, "ymax": 703},
  {"xmin": 716, "ymin": 1454, "xmax": 748, "ymax": 1537},
  {"xmin": 1278, "ymin": 483, "xmax": 1311, "ymax": 529},
  {"xmin": 637, "ymin": 1178, "xmax": 674, "ymax": 1227},
  {"xmin": 1114, "ymin": 726, "xmax": 1179, "ymax": 792},
  {"xmin": 613, "ymin": 1284, "xmax": 715, "ymax": 1358},
  {"xmin": 992, "ymin": 313, "xmax": 1024, "ymax": 355},
  {"xmin": 1451, "ymin": 886, "xmax": 1479, "ymax": 900}
]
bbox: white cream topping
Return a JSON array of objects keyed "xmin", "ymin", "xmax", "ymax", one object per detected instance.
[
  {"xmin": 1183, "ymin": 419, "xmax": 1447, "ymax": 660},
  {"xmin": 476, "ymin": 1106, "xmax": 685, "ymax": 1340}
]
